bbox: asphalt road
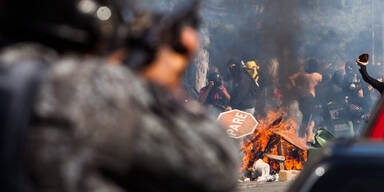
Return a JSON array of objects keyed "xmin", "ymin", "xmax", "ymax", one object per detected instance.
[{"xmin": 236, "ymin": 181, "xmax": 291, "ymax": 192}]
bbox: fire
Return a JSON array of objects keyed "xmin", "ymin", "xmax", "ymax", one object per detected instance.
[{"xmin": 240, "ymin": 110, "xmax": 307, "ymax": 174}]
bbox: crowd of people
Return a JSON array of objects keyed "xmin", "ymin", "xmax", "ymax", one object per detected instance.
[
  {"xmin": 198, "ymin": 55, "xmax": 383, "ymax": 143},
  {"xmin": 198, "ymin": 60, "xmax": 262, "ymax": 116}
]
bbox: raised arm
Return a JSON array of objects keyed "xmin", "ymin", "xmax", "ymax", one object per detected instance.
[{"xmin": 359, "ymin": 65, "xmax": 384, "ymax": 94}]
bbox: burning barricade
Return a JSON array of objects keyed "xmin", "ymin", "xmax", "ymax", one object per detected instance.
[
  {"xmin": 218, "ymin": 110, "xmax": 308, "ymax": 182},
  {"xmin": 241, "ymin": 110, "xmax": 307, "ymax": 181}
]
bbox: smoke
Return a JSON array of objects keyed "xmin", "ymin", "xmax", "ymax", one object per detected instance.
[
  {"xmin": 199, "ymin": 0, "xmax": 302, "ymax": 105},
  {"xmin": 123, "ymin": 0, "xmax": 382, "ymax": 129},
  {"xmin": 200, "ymin": 0, "xmax": 384, "ymax": 78},
  {"xmin": 299, "ymin": 0, "xmax": 374, "ymax": 61},
  {"xmin": 257, "ymin": 0, "xmax": 302, "ymax": 102}
]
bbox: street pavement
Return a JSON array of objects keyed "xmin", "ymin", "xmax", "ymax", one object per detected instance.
[{"xmin": 236, "ymin": 181, "xmax": 291, "ymax": 192}]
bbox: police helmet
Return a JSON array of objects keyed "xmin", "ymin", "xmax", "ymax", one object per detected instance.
[{"xmin": 0, "ymin": 0, "xmax": 122, "ymax": 53}]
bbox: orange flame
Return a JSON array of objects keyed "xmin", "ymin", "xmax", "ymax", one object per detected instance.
[{"xmin": 240, "ymin": 110, "xmax": 307, "ymax": 173}]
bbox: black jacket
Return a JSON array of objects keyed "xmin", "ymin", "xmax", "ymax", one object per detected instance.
[
  {"xmin": 359, "ymin": 65, "xmax": 384, "ymax": 94},
  {"xmin": 229, "ymin": 68, "xmax": 260, "ymax": 110},
  {"xmin": 0, "ymin": 44, "xmax": 239, "ymax": 192}
]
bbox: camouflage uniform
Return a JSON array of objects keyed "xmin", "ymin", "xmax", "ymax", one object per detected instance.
[{"xmin": 1, "ymin": 44, "xmax": 239, "ymax": 192}]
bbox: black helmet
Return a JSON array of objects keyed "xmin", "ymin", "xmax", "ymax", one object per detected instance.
[
  {"xmin": 207, "ymin": 71, "xmax": 222, "ymax": 87},
  {"xmin": 0, "ymin": 0, "xmax": 122, "ymax": 53},
  {"xmin": 207, "ymin": 71, "xmax": 220, "ymax": 81},
  {"xmin": 121, "ymin": 0, "xmax": 201, "ymax": 70}
]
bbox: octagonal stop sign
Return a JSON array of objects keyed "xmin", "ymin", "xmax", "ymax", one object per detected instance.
[{"xmin": 217, "ymin": 109, "xmax": 259, "ymax": 138}]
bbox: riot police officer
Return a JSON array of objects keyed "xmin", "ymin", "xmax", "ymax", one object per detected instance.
[
  {"xmin": 0, "ymin": 0, "xmax": 239, "ymax": 192},
  {"xmin": 0, "ymin": 0, "xmax": 122, "ymax": 191}
]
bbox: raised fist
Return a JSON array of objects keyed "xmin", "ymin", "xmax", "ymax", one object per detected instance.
[{"xmin": 356, "ymin": 53, "xmax": 369, "ymax": 66}]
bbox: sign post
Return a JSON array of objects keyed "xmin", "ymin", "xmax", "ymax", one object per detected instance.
[{"xmin": 217, "ymin": 109, "xmax": 259, "ymax": 138}]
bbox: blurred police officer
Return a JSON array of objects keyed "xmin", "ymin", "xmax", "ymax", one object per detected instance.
[
  {"xmin": 0, "ymin": 0, "xmax": 122, "ymax": 191},
  {"xmin": 0, "ymin": 0, "xmax": 239, "ymax": 192},
  {"xmin": 109, "ymin": 1, "xmax": 239, "ymax": 191}
]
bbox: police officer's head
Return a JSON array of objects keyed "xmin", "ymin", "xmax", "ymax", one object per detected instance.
[
  {"xmin": 121, "ymin": 0, "xmax": 200, "ymax": 70},
  {"xmin": 116, "ymin": 0, "xmax": 201, "ymax": 90},
  {"xmin": 0, "ymin": 0, "xmax": 121, "ymax": 53}
]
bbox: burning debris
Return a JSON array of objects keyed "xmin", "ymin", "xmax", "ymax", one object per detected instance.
[{"xmin": 240, "ymin": 110, "xmax": 308, "ymax": 181}]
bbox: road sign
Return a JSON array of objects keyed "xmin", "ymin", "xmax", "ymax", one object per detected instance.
[{"xmin": 217, "ymin": 109, "xmax": 259, "ymax": 138}]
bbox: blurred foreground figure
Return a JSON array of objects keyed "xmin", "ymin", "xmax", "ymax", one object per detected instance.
[
  {"xmin": 0, "ymin": 0, "xmax": 238, "ymax": 192},
  {"xmin": 0, "ymin": 0, "xmax": 122, "ymax": 191},
  {"xmin": 108, "ymin": 1, "xmax": 239, "ymax": 191}
]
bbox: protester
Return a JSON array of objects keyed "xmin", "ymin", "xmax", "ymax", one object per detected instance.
[
  {"xmin": 0, "ymin": 0, "xmax": 239, "ymax": 192},
  {"xmin": 341, "ymin": 61, "xmax": 369, "ymax": 135},
  {"xmin": 245, "ymin": 60, "xmax": 261, "ymax": 87},
  {"xmin": 318, "ymin": 70, "xmax": 360, "ymax": 136},
  {"xmin": 289, "ymin": 59, "xmax": 322, "ymax": 142},
  {"xmin": 357, "ymin": 53, "xmax": 384, "ymax": 94},
  {"xmin": 199, "ymin": 71, "xmax": 231, "ymax": 114},
  {"xmin": 228, "ymin": 60, "xmax": 260, "ymax": 114}
]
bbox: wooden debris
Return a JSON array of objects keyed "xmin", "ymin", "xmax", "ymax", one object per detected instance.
[
  {"xmin": 278, "ymin": 170, "xmax": 301, "ymax": 182},
  {"xmin": 264, "ymin": 153, "xmax": 285, "ymax": 161}
]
